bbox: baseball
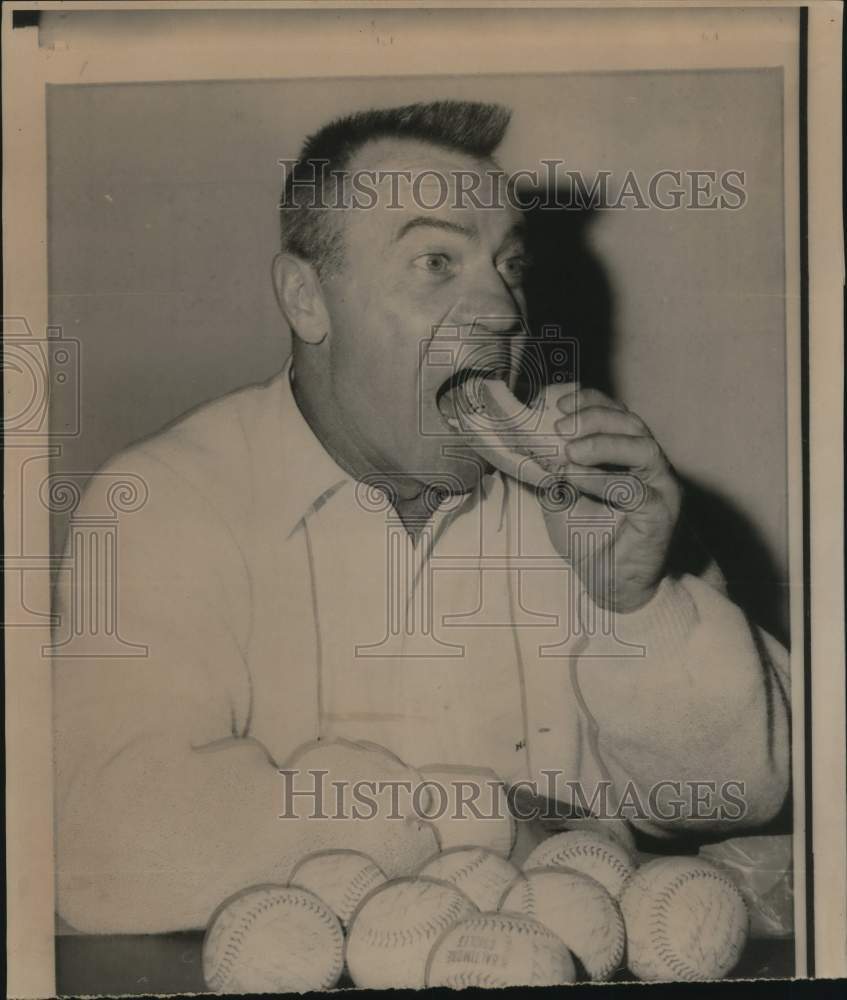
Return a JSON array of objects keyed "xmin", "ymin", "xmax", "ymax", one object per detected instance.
[
  {"xmin": 550, "ymin": 816, "xmax": 637, "ymax": 857},
  {"xmin": 202, "ymin": 884, "xmax": 344, "ymax": 994},
  {"xmin": 438, "ymin": 374, "xmax": 563, "ymax": 488},
  {"xmin": 620, "ymin": 856, "xmax": 749, "ymax": 981},
  {"xmin": 279, "ymin": 738, "xmax": 439, "ymax": 878},
  {"xmin": 417, "ymin": 846, "xmax": 520, "ymax": 911},
  {"xmin": 288, "ymin": 849, "xmax": 387, "ymax": 928},
  {"xmin": 523, "ymin": 831, "xmax": 635, "ymax": 899},
  {"xmin": 499, "ymin": 866, "xmax": 625, "ymax": 981},
  {"xmin": 425, "ymin": 911, "xmax": 577, "ymax": 988},
  {"xmin": 418, "ymin": 763, "xmax": 516, "ymax": 858},
  {"xmin": 345, "ymin": 876, "xmax": 478, "ymax": 989}
]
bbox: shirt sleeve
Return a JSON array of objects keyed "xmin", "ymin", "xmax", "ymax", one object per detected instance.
[
  {"xmin": 53, "ymin": 444, "xmax": 305, "ymax": 933},
  {"xmin": 572, "ymin": 570, "xmax": 791, "ymax": 837}
]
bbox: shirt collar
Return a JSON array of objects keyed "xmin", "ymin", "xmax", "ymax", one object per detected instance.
[{"xmin": 277, "ymin": 355, "xmax": 354, "ymax": 538}]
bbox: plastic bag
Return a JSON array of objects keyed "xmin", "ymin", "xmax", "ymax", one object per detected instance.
[{"xmin": 699, "ymin": 834, "xmax": 793, "ymax": 939}]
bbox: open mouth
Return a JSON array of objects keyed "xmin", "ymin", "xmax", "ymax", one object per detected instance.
[
  {"xmin": 432, "ymin": 367, "xmax": 558, "ymax": 488},
  {"xmin": 435, "ymin": 366, "xmax": 509, "ymax": 431}
]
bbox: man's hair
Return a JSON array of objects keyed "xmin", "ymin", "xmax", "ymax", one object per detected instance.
[{"xmin": 279, "ymin": 100, "xmax": 512, "ymax": 278}]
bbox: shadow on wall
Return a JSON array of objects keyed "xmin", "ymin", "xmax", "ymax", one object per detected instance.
[
  {"xmin": 521, "ymin": 192, "xmax": 616, "ymax": 398},
  {"xmin": 520, "ymin": 189, "xmax": 789, "ymax": 648}
]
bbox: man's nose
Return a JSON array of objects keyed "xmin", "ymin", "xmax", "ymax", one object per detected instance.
[{"xmin": 459, "ymin": 268, "xmax": 526, "ymax": 337}]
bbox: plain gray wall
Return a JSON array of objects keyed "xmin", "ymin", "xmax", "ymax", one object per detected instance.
[{"xmin": 47, "ymin": 70, "xmax": 788, "ymax": 638}]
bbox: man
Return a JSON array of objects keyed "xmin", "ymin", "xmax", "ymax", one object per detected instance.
[{"xmin": 54, "ymin": 100, "xmax": 790, "ymax": 933}]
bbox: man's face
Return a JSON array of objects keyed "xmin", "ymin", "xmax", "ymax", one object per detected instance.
[{"xmin": 318, "ymin": 137, "xmax": 530, "ymax": 496}]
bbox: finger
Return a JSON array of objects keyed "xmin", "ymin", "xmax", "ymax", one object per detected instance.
[
  {"xmin": 554, "ymin": 405, "xmax": 647, "ymax": 440},
  {"xmin": 556, "ymin": 388, "xmax": 628, "ymax": 416},
  {"xmin": 453, "ymin": 436, "xmax": 551, "ymax": 490},
  {"xmin": 550, "ymin": 381, "xmax": 581, "ymax": 412},
  {"xmin": 542, "ymin": 463, "xmax": 647, "ymax": 507},
  {"xmin": 566, "ymin": 433, "xmax": 664, "ymax": 471}
]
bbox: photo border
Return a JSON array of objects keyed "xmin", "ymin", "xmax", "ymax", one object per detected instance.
[{"xmin": 3, "ymin": 2, "xmax": 843, "ymax": 994}]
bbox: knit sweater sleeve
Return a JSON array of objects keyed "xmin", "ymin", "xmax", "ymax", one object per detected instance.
[
  {"xmin": 572, "ymin": 569, "xmax": 791, "ymax": 836},
  {"xmin": 53, "ymin": 442, "xmax": 307, "ymax": 933}
]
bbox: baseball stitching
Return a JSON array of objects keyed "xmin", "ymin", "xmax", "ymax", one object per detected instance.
[
  {"xmin": 338, "ymin": 863, "xmax": 385, "ymax": 921},
  {"xmin": 457, "ymin": 913, "xmax": 555, "ymax": 938},
  {"xmin": 356, "ymin": 889, "xmax": 471, "ymax": 948},
  {"xmin": 646, "ymin": 868, "xmax": 747, "ymax": 981},
  {"xmin": 206, "ymin": 889, "xmax": 343, "ymax": 993},
  {"xmin": 435, "ymin": 970, "xmax": 514, "ymax": 989},
  {"xmin": 523, "ymin": 873, "xmax": 537, "ymax": 917},
  {"xmin": 428, "ymin": 849, "xmax": 496, "ymax": 886},
  {"xmin": 529, "ymin": 840, "xmax": 632, "ymax": 889},
  {"xmin": 586, "ymin": 898, "xmax": 626, "ymax": 980},
  {"xmin": 446, "ymin": 851, "xmax": 491, "ymax": 883},
  {"xmin": 506, "ymin": 872, "xmax": 624, "ymax": 981}
]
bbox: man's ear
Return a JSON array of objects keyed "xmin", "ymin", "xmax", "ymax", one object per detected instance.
[{"xmin": 272, "ymin": 252, "xmax": 330, "ymax": 345}]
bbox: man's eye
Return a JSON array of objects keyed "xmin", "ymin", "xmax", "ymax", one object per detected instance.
[
  {"xmin": 413, "ymin": 253, "xmax": 452, "ymax": 275},
  {"xmin": 497, "ymin": 256, "xmax": 530, "ymax": 284}
]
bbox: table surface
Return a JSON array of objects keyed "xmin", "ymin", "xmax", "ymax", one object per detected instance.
[{"xmin": 55, "ymin": 931, "xmax": 795, "ymax": 995}]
